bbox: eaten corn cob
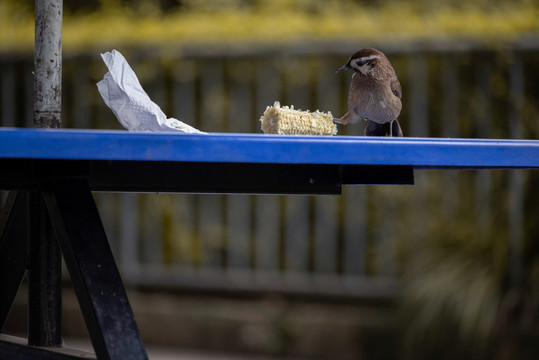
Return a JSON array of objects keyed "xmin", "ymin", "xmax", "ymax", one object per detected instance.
[{"xmin": 260, "ymin": 101, "xmax": 337, "ymax": 135}]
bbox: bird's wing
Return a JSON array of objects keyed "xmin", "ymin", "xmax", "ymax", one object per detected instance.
[{"xmin": 390, "ymin": 78, "xmax": 402, "ymax": 99}]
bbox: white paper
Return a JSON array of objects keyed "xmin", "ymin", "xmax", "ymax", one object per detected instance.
[{"xmin": 97, "ymin": 50, "xmax": 205, "ymax": 134}]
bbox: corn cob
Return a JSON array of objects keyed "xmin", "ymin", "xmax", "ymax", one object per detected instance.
[{"xmin": 260, "ymin": 101, "xmax": 337, "ymax": 135}]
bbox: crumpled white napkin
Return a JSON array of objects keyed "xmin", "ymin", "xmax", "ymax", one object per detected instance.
[{"xmin": 97, "ymin": 49, "xmax": 204, "ymax": 134}]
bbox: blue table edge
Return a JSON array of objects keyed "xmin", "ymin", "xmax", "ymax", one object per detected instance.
[{"xmin": 0, "ymin": 128, "xmax": 538, "ymax": 169}]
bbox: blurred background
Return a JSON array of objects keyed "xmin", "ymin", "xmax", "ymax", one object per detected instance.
[{"xmin": 1, "ymin": 0, "xmax": 539, "ymax": 359}]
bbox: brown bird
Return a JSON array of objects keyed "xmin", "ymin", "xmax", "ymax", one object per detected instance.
[{"xmin": 334, "ymin": 48, "xmax": 403, "ymax": 137}]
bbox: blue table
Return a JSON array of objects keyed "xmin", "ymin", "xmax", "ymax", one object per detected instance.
[
  {"xmin": 1, "ymin": 128, "xmax": 538, "ymax": 359},
  {"xmin": 1, "ymin": 129, "xmax": 537, "ymax": 167}
]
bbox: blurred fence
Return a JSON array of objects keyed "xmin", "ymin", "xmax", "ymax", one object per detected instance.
[{"xmin": 1, "ymin": 40, "xmax": 538, "ymax": 299}]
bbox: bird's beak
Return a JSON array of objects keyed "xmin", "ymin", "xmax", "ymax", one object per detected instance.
[{"xmin": 336, "ymin": 65, "xmax": 353, "ymax": 73}]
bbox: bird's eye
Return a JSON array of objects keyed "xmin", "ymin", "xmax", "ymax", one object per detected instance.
[{"xmin": 357, "ymin": 60, "xmax": 367, "ymax": 67}]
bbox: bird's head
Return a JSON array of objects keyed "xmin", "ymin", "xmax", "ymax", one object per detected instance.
[{"xmin": 336, "ymin": 48, "xmax": 384, "ymax": 76}]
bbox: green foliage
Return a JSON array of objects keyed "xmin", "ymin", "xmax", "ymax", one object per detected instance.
[
  {"xmin": 1, "ymin": 0, "xmax": 539, "ymax": 54},
  {"xmin": 398, "ymin": 169, "xmax": 539, "ymax": 359}
]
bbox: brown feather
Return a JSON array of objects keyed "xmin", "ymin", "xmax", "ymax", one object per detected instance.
[{"xmin": 336, "ymin": 48, "xmax": 403, "ymax": 136}]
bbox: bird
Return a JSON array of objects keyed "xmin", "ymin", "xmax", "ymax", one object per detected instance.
[{"xmin": 334, "ymin": 48, "xmax": 403, "ymax": 137}]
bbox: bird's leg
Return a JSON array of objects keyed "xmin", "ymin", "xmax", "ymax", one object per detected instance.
[
  {"xmin": 389, "ymin": 120, "xmax": 393, "ymax": 137},
  {"xmin": 334, "ymin": 111, "xmax": 361, "ymax": 125},
  {"xmin": 390, "ymin": 119, "xmax": 403, "ymax": 137},
  {"xmin": 333, "ymin": 112, "xmax": 350, "ymax": 125}
]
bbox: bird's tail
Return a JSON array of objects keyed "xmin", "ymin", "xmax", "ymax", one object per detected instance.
[{"xmin": 364, "ymin": 119, "xmax": 403, "ymax": 137}]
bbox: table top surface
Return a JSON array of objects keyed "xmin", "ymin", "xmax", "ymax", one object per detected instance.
[{"xmin": 1, "ymin": 128, "xmax": 538, "ymax": 169}]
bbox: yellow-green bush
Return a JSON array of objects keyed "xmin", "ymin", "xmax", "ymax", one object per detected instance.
[{"xmin": 1, "ymin": 0, "xmax": 538, "ymax": 55}]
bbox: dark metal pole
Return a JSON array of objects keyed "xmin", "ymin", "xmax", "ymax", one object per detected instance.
[{"xmin": 29, "ymin": 0, "xmax": 63, "ymax": 347}]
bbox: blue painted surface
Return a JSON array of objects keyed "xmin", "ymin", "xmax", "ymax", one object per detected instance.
[{"xmin": 0, "ymin": 128, "xmax": 538, "ymax": 169}]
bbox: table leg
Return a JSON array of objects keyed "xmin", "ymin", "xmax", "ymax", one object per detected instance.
[
  {"xmin": 27, "ymin": 191, "xmax": 62, "ymax": 347},
  {"xmin": 0, "ymin": 191, "xmax": 28, "ymax": 331},
  {"xmin": 41, "ymin": 178, "xmax": 148, "ymax": 360}
]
